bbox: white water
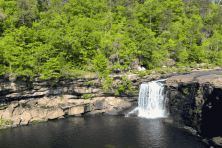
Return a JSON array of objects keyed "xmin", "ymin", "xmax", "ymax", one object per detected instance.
[{"xmin": 125, "ymin": 79, "xmax": 169, "ymax": 119}]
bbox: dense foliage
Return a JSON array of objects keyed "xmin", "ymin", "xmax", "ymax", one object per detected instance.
[{"xmin": 0, "ymin": 0, "xmax": 222, "ymax": 81}]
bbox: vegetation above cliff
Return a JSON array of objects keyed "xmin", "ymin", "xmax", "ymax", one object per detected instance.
[{"xmin": 0, "ymin": 0, "xmax": 221, "ymax": 82}]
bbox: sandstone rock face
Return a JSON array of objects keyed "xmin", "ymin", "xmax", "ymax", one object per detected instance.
[
  {"xmin": 165, "ymin": 69, "xmax": 222, "ymax": 140},
  {"xmin": 38, "ymin": 97, "xmax": 50, "ymax": 106},
  {"xmin": 105, "ymin": 97, "xmax": 131, "ymax": 108},
  {"xmin": 0, "ymin": 110, "xmax": 4, "ymax": 119},
  {"xmin": 12, "ymin": 107, "xmax": 24, "ymax": 117},
  {"xmin": 12, "ymin": 117, "xmax": 21, "ymax": 126},
  {"xmin": 166, "ymin": 75, "xmax": 195, "ymax": 87},
  {"xmin": 47, "ymin": 108, "xmax": 64, "ymax": 119},
  {"xmin": 26, "ymin": 100, "xmax": 38, "ymax": 108},
  {"xmin": 2, "ymin": 107, "xmax": 14, "ymax": 119},
  {"xmin": 20, "ymin": 111, "xmax": 32, "ymax": 125},
  {"xmin": 46, "ymin": 99, "xmax": 58, "ymax": 107},
  {"xmin": 8, "ymin": 101, "xmax": 19, "ymax": 108},
  {"xmin": 29, "ymin": 108, "xmax": 48, "ymax": 123},
  {"xmin": 29, "ymin": 108, "xmax": 40, "ymax": 118},
  {"xmin": 62, "ymin": 95, "xmax": 77, "ymax": 100},
  {"xmin": 69, "ymin": 106, "xmax": 84, "ymax": 115}
]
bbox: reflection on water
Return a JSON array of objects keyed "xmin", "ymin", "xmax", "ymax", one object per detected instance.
[{"xmin": 0, "ymin": 115, "xmax": 207, "ymax": 148}]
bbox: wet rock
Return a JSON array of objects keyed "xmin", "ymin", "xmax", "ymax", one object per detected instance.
[
  {"xmin": 90, "ymin": 110, "xmax": 101, "ymax": 115},
  {"xmin": 58, "ymin": 116, "xmax": 65, "ymax": 119},
  {"xmin": 106, "ymin": 110, "xmax": 119, "ymax": 115},
  {"xmin": 162, "ymin": 118, "xmax": 173, "ymax": 123},
  {"xmin": 211, "ymin": 137, "xmax": 222, "ymax": 148},
  {"xmin": 129, "ymin": 113, "xmax": 137, "ymax": 117}
]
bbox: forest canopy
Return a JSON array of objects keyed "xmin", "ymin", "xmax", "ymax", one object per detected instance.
[{"xmin": 0, "ymin": 0, "xmax": 222, "ymax": 81}]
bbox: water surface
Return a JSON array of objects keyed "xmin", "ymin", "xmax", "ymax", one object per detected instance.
[{"xmin": 0, "ymin": 115, "xmax": 207, "ymax": 148}]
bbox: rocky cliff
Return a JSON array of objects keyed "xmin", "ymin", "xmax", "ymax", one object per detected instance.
[
  {"xmin": 1, "ymin": 69, "xmax": 222, "ymax": 147},
  {"xmin": 0, "ymin": 72, "xmax": 178, "ymax": 130},
  {"xmin": 165, "ymin": 69, "xmax": 222, "ymax": 148}
]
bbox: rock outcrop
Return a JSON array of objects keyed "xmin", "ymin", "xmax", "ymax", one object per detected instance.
[
  {"xmin": 1, "ymin": 67, "xmax": 222, "ymax": 147},
  {"xmin": 165, "ymin": 69, "xmax": 222, "ymax": 147}
]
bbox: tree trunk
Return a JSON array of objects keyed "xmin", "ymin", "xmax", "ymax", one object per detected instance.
[
  {"xmin": 150, "ymin": 14, "xmax": 151, "ymax": 30},
  {"xmin": 110, "ymin": 0, "xmax": 112, "ymax": 30},
  {"xmin": 217, "ymin": 41, "xmax": 218, "ymax": 56}
]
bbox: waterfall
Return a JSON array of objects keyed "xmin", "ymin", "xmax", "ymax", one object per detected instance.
[{"xmin": 125, "ymin": 79, "xmax": 169, "ymax": 119}]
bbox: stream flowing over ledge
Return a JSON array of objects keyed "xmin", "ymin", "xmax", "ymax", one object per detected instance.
[{"xmin": 1, "ymin": 69, "xmax": 222, "ymax": 148}]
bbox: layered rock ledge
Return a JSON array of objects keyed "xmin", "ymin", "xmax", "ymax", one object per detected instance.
[
  {"xmin": 165, "ymin": 69, "xmax": 222, "ymax": 148},
  {"xmin": 0, "ymin": 71, "xmax": 177, "ymax": 129}
]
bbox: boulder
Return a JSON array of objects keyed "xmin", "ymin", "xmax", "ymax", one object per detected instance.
[
  {"xmin": 129, "ymin": 113, "xmax": 138, "ymax": 117},
  {"xmin": 162, "ymin": 118, "xmax": 173, "ymax": 123},
  {"xmin": 137, "ymin": 66, "xmax": 146, "ymax": 71},
  {"xmin": 68, "ymin": 106, "xmax": 84, "ymax": 115},
  {"xmin": 196, "ymin": 63, "xmax": 207, "ymax": 67},
  {"xmin": 167, "ymin": 59, "xmax": 175, "ymax": 67},
  {"xmin": 211, "ymin": 137, "xmax": 222, "ymax": 147},
  {"xmin": 47, "ymin": 108, "xmax": 64, "ymax": 119}
]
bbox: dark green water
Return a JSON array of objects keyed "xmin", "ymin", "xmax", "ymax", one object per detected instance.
[{"xmin": 0, "ymin": 115, "xmax": 207, "ymax": 148}]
